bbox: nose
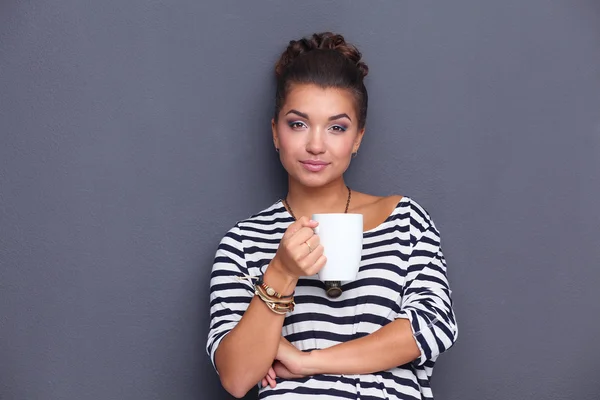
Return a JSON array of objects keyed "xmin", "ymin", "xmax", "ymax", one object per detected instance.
[{"xmin": 306, "ymin": 127, "xmax": 325, "ymax": 155}]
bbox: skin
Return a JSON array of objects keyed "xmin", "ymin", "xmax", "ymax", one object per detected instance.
[{"xmin": 215, "ymin": 83, "xmax": 420, "ymax": 397}]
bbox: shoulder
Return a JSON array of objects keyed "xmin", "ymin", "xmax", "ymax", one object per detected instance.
[
  {"xmin": 402, "ymin": 197, "xmax": 443, "ymax": 246},
  {"xmin": 220, "ymin": 199, "xmax": 288, "ymax": 240},
  {"xmin": 214, "ymin": 200, "xmax": 287, "ymax": 262},
  {"xmin": 405, "ymin": 197, "xmax": 435, "ymax": 230},
  {"xmin": 238, "ymin": 199, "xmax": 289, "ymax": 229}
]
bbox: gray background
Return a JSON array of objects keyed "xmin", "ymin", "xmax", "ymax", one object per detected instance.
[{"xmin": 1, "ymin": 1, "xmax": 599, "ymax": 399}]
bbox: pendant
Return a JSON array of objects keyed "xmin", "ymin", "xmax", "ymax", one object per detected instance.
[{"xmin": 324, "ymin": 281, "xmax": 343, "ymax": 298}]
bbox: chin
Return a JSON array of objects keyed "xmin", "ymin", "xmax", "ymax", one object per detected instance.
[
  {"xmin": 293, "ymin": 173, "xmax": 335, "ymax": 188},
  {"xmin": 301, "ymin": 180, "xmax": 328, "ymax": 188}
]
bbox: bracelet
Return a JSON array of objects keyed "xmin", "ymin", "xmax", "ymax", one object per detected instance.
[
  {"xmin": 255, "ymin": 295, "xmax": 295, "ymax": 314},
  {"xmin": 256, "ymin": 275, "xmax": 294, "ymax": 299},
  {"xmin": 247, "ymin": 273, "xmax": 296, "ymax": 315},
  {"xmin": 255, "ymin": 285, "xmax": 295, "ymax": 306},
  {"xmin": 255, "ymin": 286, "xmax": 295, "ymax": 315},
  {"xmin": 255, "ymin": 285, "xmax": 295, "ymax": 305},
  {"xmin": 257, "ymin": 298, "xmax": 295, "ymax": 315}
]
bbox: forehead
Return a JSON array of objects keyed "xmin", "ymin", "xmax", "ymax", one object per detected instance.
[{"xmin": 283, "ymin": 84, "xmax": 356, "ymax": 118}]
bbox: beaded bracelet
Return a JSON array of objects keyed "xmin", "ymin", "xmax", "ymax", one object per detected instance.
[
  {"xmin": 235, "ymin": 274, "xmax": 296, "ymax": 315},
  {"xmin": 255, "ymin": 285, "xmax": 295, "ymax": 314},
  {"xmin": 256, "ymin": 275, "xmax": 294, "ymax": 299},
  {"xmin": 255, "ymin": 293, "xmax": 295, "ymax": 314}
]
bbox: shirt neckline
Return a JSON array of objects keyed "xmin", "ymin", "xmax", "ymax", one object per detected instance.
[{"xmin": 276, "ymin": 196, "xmax": 408, "ymax": 235}]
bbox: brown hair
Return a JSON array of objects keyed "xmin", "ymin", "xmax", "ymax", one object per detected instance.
[{"xmin": 274, "ymin": 32, "xmax": 369, "ymax": 129}]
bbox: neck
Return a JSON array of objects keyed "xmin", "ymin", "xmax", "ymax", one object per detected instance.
[{"xmin": 285, "ymin": 178, "xmax": 349, "ymax": 218}]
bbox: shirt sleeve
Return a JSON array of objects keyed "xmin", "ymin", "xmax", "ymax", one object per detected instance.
[
  {"xmin": 395, "ymin": 207, "xmax": 458, "ymax": 367},
  {"xmin": 206, "ymin": 224, "xmax": 255, "ymax": 372}
]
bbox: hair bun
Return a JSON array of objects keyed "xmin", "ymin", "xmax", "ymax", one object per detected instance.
[{"xmin": 275, "ymin": 32, "xmax": 369, "ymax": 79}]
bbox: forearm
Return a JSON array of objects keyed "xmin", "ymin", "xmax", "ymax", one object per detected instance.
[
  {"xmin": 215, "ymin": 259, "xmax": 296, "ymax": 397},
  {"xmin": 302, "ymin": 319, "xmax": 420, "ymax": 376},
  {"xmin": 216, "ymin": 297, "xmax": 285, "ymax": 396}
]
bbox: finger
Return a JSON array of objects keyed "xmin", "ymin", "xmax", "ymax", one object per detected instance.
[
  {"xmin": 304, "ymin": 234, "xmax": 321, "ymax": 254},
  {"xmin": 296, "ymin": 237, "xmax": 317, "ymax": 260},
  {"xmin": 290, "ymin": 243, "xmax": 324, "ymax": 277},
  {"xmin": 306, "ymin": 254, "xmax": 327, "ymax": 276},
  {"xmin": 283, "ymin": 216, "xmax": 309, "ymax": 239},
  {"xmin": 268, "ymin": 367, "xmax": 276, "ymax": 379},
  {"xmin": 300, "ymin": 242, "xmax": 324, "ymax": 267},
  {"xmin": 288, "ymin": 226, "xmax": 318, "ymax": 249},
  {"xmin": 282, "ymin": 228, "xmax": 318, "ymax": 262},
  {"xmin": 266, "ymin": 374, "xmax": 277, "ymax": 388},
  {"xmin": 299, "ymin": 246, "xmax": 325, "ymax": 276},
  {"xmin": 283, "ymin": 216, "xmax": 318, "ymax": 240},
  {"xmin": 262, "ymin": 378, "xmax": 267, "ymax": 387},
  {"xmin": 293, "ymin": 220, "xmax": 319, "ymax": 240}
]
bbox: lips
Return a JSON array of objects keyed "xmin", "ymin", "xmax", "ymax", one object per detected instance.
[
  {"xmin": 300, "ymin": 160, "xmax": 329, "ymax": 172},
  {"xmin": 302, "ymin": 160, "xmax": 328, "ymax": 165}
]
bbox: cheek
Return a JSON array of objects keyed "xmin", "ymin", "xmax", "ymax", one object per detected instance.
[
  {"xmin": 278, "ymin": 126, "xmax": 304, "ymax": 149},
  {"xmin": 276, "ymin": 126, "xmax": 300, "ymax": 160},
  {"xmin": 276, "ymin": 122, "xmax": 292, "ymax": 142},
  {"xmin": 278, "ymin": 134, "xmax": 296, "ymax": 151},
  {"xmin": 331, "ymin": 135, "xmax": 356, "ymax": 155}
]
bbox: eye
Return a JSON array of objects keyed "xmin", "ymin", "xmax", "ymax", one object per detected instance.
[
  {"xmin": 288, "ymin": 121, "xmax": 307, "ymax": 130},
  {"xmin": 330, "ymin": 125, "xmax": 347, "ymax": 133}
]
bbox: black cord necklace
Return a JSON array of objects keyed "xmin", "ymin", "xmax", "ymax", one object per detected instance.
[{"xmin": 282, "ymin": 186, "xmax": 352, "ymax": 298}]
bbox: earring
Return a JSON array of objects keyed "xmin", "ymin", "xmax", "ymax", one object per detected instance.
[
  {"xmin": 275, "ymin": 148, "xmax": 280, "ymax": 153},
  {"xmin": 352, "ymin": 151, "xmax": 358, "ymax": 158}
]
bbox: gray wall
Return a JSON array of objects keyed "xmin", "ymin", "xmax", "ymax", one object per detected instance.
[{"xmin": 1, "ymin": 1, "xmax": 599, "ymax": 399}]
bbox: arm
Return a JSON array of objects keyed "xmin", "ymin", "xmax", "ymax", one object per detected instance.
[
  {"xmin": 214, "ymin": 261, "xmax": 296, "ymax": 397},
  {"xmin": 395, "ymin": 221, "xmax": 458, "ymax": 366},
  {"xmin": 280, "ymin": 319, "xmax": 420, "ymax": 376},
  {"xmin": 207, "ymin": 218, "xmax": 324, "ymax": 398},
  {"xmin": 277, "ymin": 218, "xmax": 457, "ymax": 376}
]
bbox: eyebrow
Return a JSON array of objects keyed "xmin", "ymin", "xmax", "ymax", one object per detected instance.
[
  {"xmin": 285, "ymin": 109, "xmax": 352, "ymax": 122},
  {"xmin": 328, "ymin": 113, "xmax": 352, "ymax": 122}
]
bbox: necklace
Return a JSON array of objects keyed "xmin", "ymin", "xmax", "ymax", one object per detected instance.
[
  {"xmin": 283, "ymin": 185, "xmax": 352, "ymax": 220},
  {"xmin": 282, "ymin": 185, "xmax": 352, "ymax": 299}
]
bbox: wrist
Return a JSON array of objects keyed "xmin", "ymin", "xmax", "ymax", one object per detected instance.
[
  {"xmin": 301, "ymin": 350, "xmax": 321, "ymax": 376},
  {"xmin": 264, "ymin": 257, "xmax": 297, "ymax": 296}
]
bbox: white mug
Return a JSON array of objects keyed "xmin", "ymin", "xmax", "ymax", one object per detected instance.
[{"xmin": 312, "ymin": 213, "xmax": 363, "ymax": 281}]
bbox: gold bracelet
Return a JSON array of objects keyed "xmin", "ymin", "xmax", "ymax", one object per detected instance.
[
  {"xmin": 255, "ymin": 289, "xmax": 295, "ymax": 314},
  {"xmin": 258, "ymin": 298, "xmax": 294, "ymax": 314},
  {"xmin": 255, "ymin": 289, "xmax": 295, "ymax": 310},
  {"xmin": 255, "ymin": 285, "xmax": 295, "ymax": 304}
]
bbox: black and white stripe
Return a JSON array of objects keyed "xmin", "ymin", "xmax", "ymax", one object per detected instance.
[{"xmin": 207, "ymin": 197, "xmax": 457, "ymax": 399}]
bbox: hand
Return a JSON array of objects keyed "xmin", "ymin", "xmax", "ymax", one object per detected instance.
[
  {"xmin": 275, "ymin": 336, "xmax": 308, "ymax": 376},
  {"xmin": 272, "ymin": 360, "xmax": 305, "ymax": 380},
  {"xmin": 260, "ymin": 366, "xmax": 277, "ymax": 389},
  {"xmin": 260, "ymin": 361, "xmax": 306, "ymax": 388},
  {"xmin": 260, "ymin": 361, "xmax": 304, "ymax": 388},
  {"xmin": 260, "ymin": 338, "xmax": 307, "ymax": 388},
  {"xmin": 272, "ymin": 216, "xmax": 326, "ymax": 279}
]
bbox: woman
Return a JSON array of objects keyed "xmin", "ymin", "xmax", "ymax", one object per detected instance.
[{"xmin": 207, "ymin": 32, "xmax": 457, "ymax": 399}]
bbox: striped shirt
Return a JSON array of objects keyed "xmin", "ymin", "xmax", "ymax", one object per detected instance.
[{"xmin": 207, "ymin": 196, "xmax": 457, "ymax": 399}]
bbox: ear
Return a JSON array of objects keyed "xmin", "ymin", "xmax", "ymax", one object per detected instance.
[
  {"xmin": 353, "ymin": 127, "xmax": 365, "ymax": 153},
  {"xmin": 271, "ymin": 118, "xmax": 280, "ymax": 150}
]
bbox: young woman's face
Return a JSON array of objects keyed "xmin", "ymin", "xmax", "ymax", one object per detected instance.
[{"xmin": 272, "ymin": 84, "xmax": 364, "ymax": 188}]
